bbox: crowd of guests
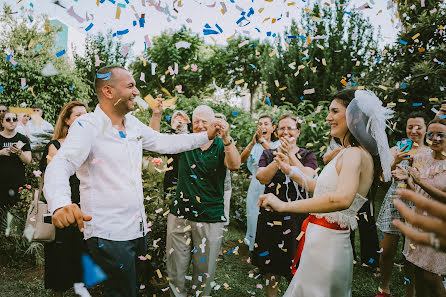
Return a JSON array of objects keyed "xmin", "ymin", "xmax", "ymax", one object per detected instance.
[{"xmin": 0, "ymin": 66, "xmax": 445, "ymax": 297}]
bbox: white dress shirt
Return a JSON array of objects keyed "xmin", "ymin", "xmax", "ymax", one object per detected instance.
[
  {"xmin": 43, "ymin": 105, "xmax": 209, "ymax": 241},
  {"xmin": 26, "ymin": 118, "xmax": 54, "ymax": 143}
]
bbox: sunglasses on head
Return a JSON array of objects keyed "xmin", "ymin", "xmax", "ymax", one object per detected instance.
[{"xmin": 5, "ymin": 117, "xmax": 18, "ymax": 123}]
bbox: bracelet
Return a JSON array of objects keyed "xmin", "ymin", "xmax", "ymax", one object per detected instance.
[{"xmin": 224, "ymin": 138, "xmax": 233, "ymax": 146}]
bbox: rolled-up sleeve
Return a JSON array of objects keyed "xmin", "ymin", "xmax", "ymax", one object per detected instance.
[
  {"xmin": 43, "ymin": 117, "xmax": 94, "ymax": 214},
  {"xmin": 139, "ymin": 122, "xmax": 209, "ymax": 154}
]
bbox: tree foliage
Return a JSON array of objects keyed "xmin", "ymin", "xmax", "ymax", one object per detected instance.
[
  {"xmin": 0, "ymin": 6, "xmax": 89, "ymax": 124},
  {"xmin": 262, "ymin": 0, "xmax": 377, "ymax": 107}
]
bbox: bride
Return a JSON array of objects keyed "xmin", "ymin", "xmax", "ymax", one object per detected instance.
[{"xmin": 258, "ymin": 89, "xmax": 393, "ymax": 297}]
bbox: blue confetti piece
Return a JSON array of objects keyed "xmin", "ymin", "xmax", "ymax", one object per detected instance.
[
  {"xmin": 254, "ymin": 27, "xmax": 260, "ymax": 32},
  {"xmin": 300, "ymin": 96, "xmax": 303, "ymax": 100},
  {"xmin": 232, "ymin": 111, "xmax": 238, "ymax": 116},
  {"xmin": 283, "ymin": 216, "xmax": 291, "ymax": 220},
  {"xmin": 247, "ymin": 7, "xmax": 254, "ymax": 17},
  {"xmin": 56, "ymin": 49, "xmax": 66, "ymax": 57},
  {"xmin": 133, "ymin": 20, "xmax": 137, "ymax": 26},
  {"xmin": 379, "ymin": 232, "xmax": 384, "ymax": 239},
  {"xmin": 165, "ymin": 115, "xmax": 171, "ymax": 121},
  {"xmin": 119, "ymin": 263, "xmax": 124, "ymax": 269},
  {"xmin": 249, "ymin": 64, "xmax": 256, "ymax": 69},
  {"xmin": 117, "ymin": 3, "xmax": 126, "ymax": 7},
  {"xmin": 85, "ymin": 23, "xmax": 94, "ymax": 31},
  {"xmin": 69, "ymin": 83, "xmax": 74, "ymax": 91},
  {"xmin": 29, "ymin": 16, "xmax": 33, "ymax": 22},
  {"xmin": 203, "ymin": 29, "xmax": 219, "ymax": 35},
  {"xmin": 265, "ymin": 97, "xmax": 271, "ymax": 106},
  {"xmin": 190, "ymin": 174, "xmax": 197, "ymax": 179},
  {"xmin": 226, "ymin": 248, "xmax": 235, "ymax": 255},
  {"xmin": 78, "ymin": 121, "xmax": 83, "ymax": 127},
  {"xmin": 267, "ymin": 31, "xmax": 271, "ymax": 36},
  {"xmin": 398, "ymin": 39, "xmax": 407, "ymax": 45},
  {"xmin": 6, "ymin": 54, "xmax": 11, "ymax": 62},
  {"xmin": 440, "ymin": 115, "xmax": 446, "ymax": 119},
  {"xmin": 30, "ymin": 3, "xmax": 34, "ymax": 7},
  {"xmin": 0, "ymin": 86, "xmax": 3, "ymax": 93},
  {"xmin": 229, "ymin": 0, "xmax": 234, "ymax": 2},
  {"xmin": 204, "ymin": 23, "xmax": 211, "ymax": 29},
  {"xmin": 82, "ymin": 254, "xmax": 107, "ymax": 287},
  {"xmin": 368, "ymin": 258, "xmax": 374, "ymax": 264},
  {"xmin": 108, "ymin": 0, "xmax": 115, "ymax": 3},
  {"xmin": 34, "ymin": 45, "xmax": 42, "ymax": 51},
  {"xmin": 98, "ymin": 243, "xmax": 104, "ymax": 248},
  {"xmin": 21, "ymin": 85, "xmax": 29, "ymax": 90},
  {"xmin": 139, "ymin": 18, "xmax": 145, "ymax": 28},
  {"xmin": 117, "ymin": 29, "xmax": 129, "ymax": 35},
  {"xmin": 401, "ymin": 83, "xmax": 406, "ymax": 89},
  {"xmin": 412, "ymin": 103, "xmax": 422, "ymax": 107},
  {"xmin": 404, "ymin": 277, "xmax": 410, "ymax": 284},
  {"xmin": 259, "ymin": 251, "xmax": 269, "ymax": 257},
  {"xmin": 235, "ymin": 210, "xmax": 240, "ymax": 217},
  {"xmin": 215, "ymin": 24, "xmax": 223, "ymax": 33},
  {"xmin": 97, "ymin": 72, "xmax": 111, "ymax": 80},
  {"xmin": 287, "ymin": 35, "xmax": 297, "ymax": 39},
  {"xmin": 200, "ymin": 257, "xmax": 206, "ymax": 262},
  {"xmin": 248, "ymin": 43, "xmax": 256, "ymax": 47},
  {"xmin": 377, "ymin": 56, "xmax": 381, "ymax": 63},
  {"xmin": 344, "ymin": 11, "xmax": 351, "ymax": 15},
  {"xmin": 236, "ymin": 16, "xmax": 245, "ymax": 24},
  {"xmin": 119, "ymin": 131, "xmax": 126, "ymax": 138},
  {"xmin": 272, "ymin": 33, "xmax": 276, "ymax": 37},
  {"xmin": 124, "ymin": 0, "xmax": 129, "ymax": 3}
]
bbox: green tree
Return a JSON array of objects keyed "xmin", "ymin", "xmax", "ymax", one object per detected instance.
[
  {"xmin": 0, "ymin": 6, "xmax": 90, "ymax": 124},
  {"xmin": 208, "ymin": 37, "xmax": 273, "ymax": 113},
  {"xmin": 131, "ymin": 26, "xmax": 213, "ymax": 99},
  {"xmin": 361, "ymin": 0, "xmax": 446, "ymax": 142},
  {"xmin": 262, "ymin": 0, "xmax": 377, "ymax": 107},
  {"xmin": 73, "ymin": 30, "xmax": 131, "ymax": 106}
]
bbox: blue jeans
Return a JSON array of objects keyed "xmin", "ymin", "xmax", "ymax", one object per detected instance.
[{"xmin": 86, "ymin": 236, "xmax": 147, "ymax": 297}]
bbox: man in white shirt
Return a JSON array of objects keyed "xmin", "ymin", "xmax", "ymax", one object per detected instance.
[
  {"xmin": 27, "ymin": 104, "xmax": 54, "ymax": 147},
  {"xmin": 43, "ymin": 65, "xmax": 221, "ymax": 297}
]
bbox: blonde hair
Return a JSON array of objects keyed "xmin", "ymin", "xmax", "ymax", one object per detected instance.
[{"xmin": 53, "ymin": 101, "xmax": 88, "ymax": 140}]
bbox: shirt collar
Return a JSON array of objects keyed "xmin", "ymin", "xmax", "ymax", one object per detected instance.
[{"xmin": 94, "ymin": 104, "xmax": 132, "ymax": 127}]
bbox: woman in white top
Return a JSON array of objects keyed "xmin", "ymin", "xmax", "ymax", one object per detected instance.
[{"xmin": 258, "ymin": 89, "xmax": 393, "ymax": 297}]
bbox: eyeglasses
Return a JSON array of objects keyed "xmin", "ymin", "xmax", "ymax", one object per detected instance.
[
  {"xmin": 5, "ymin": 117, "xmax": 18, "ymax": 123},
  {"xmin": 426, "ymin": 132, "xmax": 446, "ymax": 140},
  {"xmin": 278, "ymin": 127, "xmax": 299, "ymax": 132}
]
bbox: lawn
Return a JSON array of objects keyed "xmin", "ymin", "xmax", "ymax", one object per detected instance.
[{"xmin": 0, "ymin": 186, "xmax": 408, "ymax": 297}]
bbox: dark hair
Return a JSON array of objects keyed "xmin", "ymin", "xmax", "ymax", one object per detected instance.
[
  {"xmin": 405, "ymin": 111, "xmax": 430, "ymax": 127},
  {"xmin": 277, "ymin": 113, "xmax": 301, "ymax": 129},
  {"xmin": 428, "ymin": 117, "xmax": 446, "ymax": 127},
  {"xmin": 330, "ymin": 88, "xmax": 383, "ymax": 201},
  {"xmin": 94, "ymin": 65, "xmax": 127, "ymax": 95},
  {"xmin": 259, "ymin": 114, "xmax": 274, "ymax": 124},
  {"xmin": 31, "ymin": 103, "xmax": 42, "ymax": 109}
]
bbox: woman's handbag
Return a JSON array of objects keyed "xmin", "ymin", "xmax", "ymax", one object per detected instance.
[{"xmin": 24, "ymin": 175, "xmax": 55, "ymax": 242}]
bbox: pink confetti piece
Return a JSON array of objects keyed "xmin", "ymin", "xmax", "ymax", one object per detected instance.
[
  {"xmin": 20, "ymin": 78, "xmax": 26, "ymax": 88},
  {"xmin": 67, "ymin": 6, "xmax": 85, "ymax": 23},
  {"xmin": 186, "ymin": 18, "xmax": 192, "ymax": 23},
  {"xmin": 120, "ymin": 45, "xmax": 129, "ymax": 57}
]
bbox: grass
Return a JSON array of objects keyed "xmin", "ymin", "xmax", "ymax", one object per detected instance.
[{"xmin": 0, "ymin": 186, "xmax": 409, "ymax": 297}]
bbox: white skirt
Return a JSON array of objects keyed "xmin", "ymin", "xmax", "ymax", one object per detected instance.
[{"xmin": 284, "ymin": 222, "xmax": 353, "ymax": 297}]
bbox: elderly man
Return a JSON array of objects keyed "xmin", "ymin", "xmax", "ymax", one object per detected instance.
[
  {"xmin": 27, "ymin": 103, "xmax": 54, "ymax": 147},
  {"xmin": 166, "ymin": 105, "xmax": 241, "ymax": 297},
  {"xmin": 43, "ymin": 66, "xmax": 222, "ymax": 297}
]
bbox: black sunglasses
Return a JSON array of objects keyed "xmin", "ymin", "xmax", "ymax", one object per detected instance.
[{"xmin": 5, "ymin": 117, "xmax": 18, "ymax": 123}]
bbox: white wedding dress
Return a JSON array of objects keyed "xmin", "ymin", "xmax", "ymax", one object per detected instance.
[{"xmin": 283, "ymin": 151, "xmax": 367, "ymax": 297}]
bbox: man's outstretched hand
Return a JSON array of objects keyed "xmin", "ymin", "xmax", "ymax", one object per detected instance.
[{"xmin": 52, "ymin": 204, "xmax": 92, "ymax": 232}]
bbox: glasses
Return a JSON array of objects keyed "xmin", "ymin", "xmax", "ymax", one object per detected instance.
[
  {"xmin": 5, "ymin": 117, "xmax": 18, "ymax": 123},
  {"xmin": 426, "ymin": 132, "xmax": 446, "ymax": 140},
  {"xmin": 278, "ymin": 127, "xmax": 298, "ymax": 132}
]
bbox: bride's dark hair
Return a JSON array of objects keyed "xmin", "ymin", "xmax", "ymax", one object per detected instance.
[{"xmin": 330, "ymin": 88, "xmax": 383, "ymax": 202}]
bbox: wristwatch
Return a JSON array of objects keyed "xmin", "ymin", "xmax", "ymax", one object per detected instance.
[{"xmin": 224, "ymin": 137, "xmax": 233, "ymax": 146}]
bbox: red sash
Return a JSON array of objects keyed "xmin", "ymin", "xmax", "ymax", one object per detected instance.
[{"xmin": 291, "ymin": 214, "xmax": 348, "ymax": 274}]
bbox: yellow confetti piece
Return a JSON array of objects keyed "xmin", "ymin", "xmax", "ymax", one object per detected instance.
[
  {"xmin": 196, "ymin": 196, "xmax": 201, "ymax": 203},
  {"xmin": 274, "ymin": 80, "xmax": 280, "ymax": 87},
  {"xmin": 442, "ymin": 151, "xmax": 446, "ymax": 157},
  {"xmin": 440, "ymin": 25, "xmax": 444, "ymax": 30},
  {"xmin": 138, "ymin": 55, "xmax": 147, "ymax": 67},
  {"xmin": 269, "ymin": 50, "xmax": 277, "ymax": 57},
  {"xmin": 340, "ymin": 79, "xmax": 348, "ymax": 86},
  {"xmin": 304, "ymin": 8, "xmax": 313, "ymax": 13},
  {"xmin": 355, "ymin": 61, "xmax": 360, "ymax": 66},
  {"xmin": 272, "ymin": 18, "xmax": 277, "ymax": 23},
  {"xmin": 235, "ymin": 79, "xmax": 245, "ymax": 85},
  {"xmin": 429, "ymin": 98, "xmax": 439, "ymax": 102},
  {"xmin": 146, "ymin": 254, "xmax": 151, "ymax": 260},
  {"xmin": 418, "ymin": 47, "xmax": 425, "ymax": 53},
  {"xmin": 186, "ymin": 238, "xmax": 191, "ymax": 245},
  {"xmin": 413, "ymin": 161, "xmax": 424, "ymax": 167},
  {"xmin": 312, "ymin": 16, "xmax": 322, "ymax": 21},
  {"xmin": 184, "ymin": 65, "xmax": 190, "ymax": 70},
  {"xmin": 279, "ymin": 86, "xmax": 287, "ymax": 91},
  {"xmin": 320, "ymin": 145, "xmax": 326, "ymax": 151},
  {"xmin": 287, "ymin": 2, "xmax": 295, "ymax": 5},
  {"xmin": 161, "ymin": 87, "xmax": 172, "ymax": 97},
  {"xmin": 263, "ymin": 17, "xmax": 271, "ymax": 22},
  {"xmin": 156, "ymin": 269, "xmax": 162, "ymax": 278},
  {"xmin": 183, "ymin": 225, "xmax": 191, "ymax": 232},
  {"xmin": 306, "ymin": 35, "xmax": 311, "ymax": 43},
  {"xmin": 280, "ymin": 97, "xmax": 286, "ymax": 101},
  {"xmin": 357, "ymin": 86, "xmax": 365, "ymax": 90},
  {"xmin": 226, "ymin": 34, "xmax": 235, "ymax": 40},
  {"xmin": 412, "ymin": 33, "xmax": 420, "ymax": 40},
  {"xmin": 410, "ymin": 243, "xmax": 416, "ymax": 250},
  {"xmin": 322, "ymin": 58, "xmax": 327, "ymax": 66},
  {"xmin": 289, "ymin": 62, "xmax": 296, "ymax": 68},
  {"xmin": 387, "ymin": 102, "xmax": 396, "ymax": 107},
  {"xmin": 398, "ymin": 99, "xmax": 406, "ymax": 102},
  {"xmin": 273, "ymin": 221, "xmax": 282, "ymax": 226},
  {"xmin": 296, "ymin": 231, "xmax": 305, "ymax": 241},
  {"xmin": 306, "ymin": 143, "xmax": 313, "ymax": 147},
  {"xmin": 167, "ymin": 157, "xmax": 174, "ymax": 164},
  {"xmin": 397, "ymin": 183, "xmax": 407, "ymax": 188},
  {"xmin": 378, "ymin": 85, "xmax": 388, "ymax": 91},
  {"xmin": 276, "ymin": 184, "xmax": 281, "ymax": 195},
  {"xmin": 115, "ymin": 6, "xmax": 121, "ymax": 19},
  {"xmin": 258, "ymin": 7, "xmax": 264, "ymax": 13},
  {"xmin": 28, "ymin": 39, "xmax": 35, "ymax": 48}
]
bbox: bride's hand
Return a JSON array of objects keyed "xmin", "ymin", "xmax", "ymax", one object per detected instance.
[{"xmin": 258, "ymin": 193, "xmax": 286, "ymax": 212}]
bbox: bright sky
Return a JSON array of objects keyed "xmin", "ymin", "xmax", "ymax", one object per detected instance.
[{"xmin": 2, "ymin": 0, "xmax": 400, "ymax": 58}]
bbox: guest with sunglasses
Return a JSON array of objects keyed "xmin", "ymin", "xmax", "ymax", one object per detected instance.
[
  {"xmin": 0, "ymin": 111, "xmax": 32, "ymax": 221},
  {"xmin": 0, "ymin": 104, "xmax": 8, "ymax": 131},
  {"xmin": 392, "ymin": 118, "xmax": 446, "ymax": 297}
]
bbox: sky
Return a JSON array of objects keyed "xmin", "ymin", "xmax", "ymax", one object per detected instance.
[{"xmin": 1, "ymin": 0, "xmax": 401, "ymax": 58}]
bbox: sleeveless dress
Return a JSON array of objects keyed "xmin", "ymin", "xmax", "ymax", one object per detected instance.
[{"xmin": 284, "ymin": 151, "xmax": 367, "ymax": 297}]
